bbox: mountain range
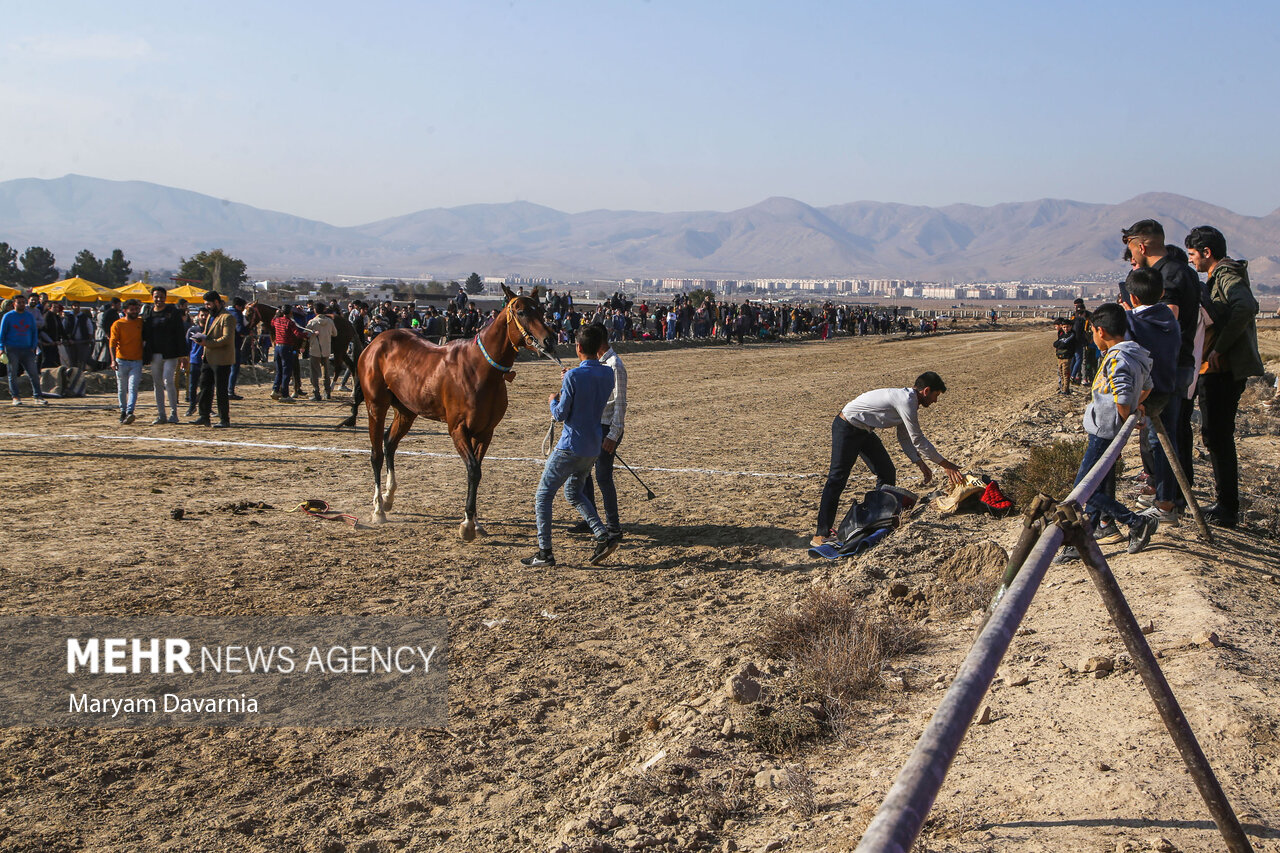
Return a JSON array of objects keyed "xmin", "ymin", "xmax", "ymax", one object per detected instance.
[{"xmin": 2, "ymin": 175, "xmax": 1277, "ymax": 284}]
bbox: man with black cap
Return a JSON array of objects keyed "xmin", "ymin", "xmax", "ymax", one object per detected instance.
[
  {"xmin": 1069, "ymin": 299, "xmax": 1088, "ymax": 383},
  {"xmin": 1122, "ymin": 219, "xmax": 1203, "ymax": 503}
]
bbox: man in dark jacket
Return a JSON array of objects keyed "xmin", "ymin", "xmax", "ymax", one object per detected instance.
[
  {"xmin": 1124, "ymin": 268, "xmax": 1182, "ymax": 523},
  {"xmin": 1069, "ymin": 299, "xmax": 1088, "ymax": 382},
  {"xmin": 1185, "ymin": 226, "xmax": 1263, "ymax": 527},
  {"xmin": 1123, "ymin": 219, "xmax": 1204, "ymax": 498},
  {"xmin": 141, "ymin": 286, "xmax": 187, "ymax": 424},
  {"xmin": 59, "ymin": 304, "xmax": 95, "ymax": 396}
]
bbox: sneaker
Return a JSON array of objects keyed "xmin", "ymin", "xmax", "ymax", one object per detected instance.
[
  {"xmin": 123, "ymin": 413, "xmax": 135, "ymax": 425},
  {"xmin": 212, "ymin": 421, "xmax": 231, "ymax": 429},
  {"xmin": 1140, "ymin": 505, "xmax": 1180, "ymax": 526},
  {"xmin": 151, "ymin": 416, "xmax": 167, "ymax": 425},
  {"xmin": 520, "ymin": 549, "xmax": 556, "ymax": 567},
  {"xmin": 1136, "ymin": 493, "xmax": 1156, "ymax": 508},
  {"xmin": 1094, "ymin": 520, "xmax": 1123, "ymax": 544},
  {"xmin": 279, "ymin": 395, "xmax": 295, "ymax": 402},
  {"xmin": 311, "ymin": 393, "xmax": 322, "ymax": 402},
  {"xmin": 570, "ymin": 520, "xmax": 593, "ymax": 535},
  {"xmin": 589, "ymin": 535, "xmax": 620, "ymax": 566},
  {"xmin": 228, "ymin": 393, "xmax": 244, "ymax": 401},
  {"xmin": 11, "ymin": 399, "xmax": 21, "ymax": 406},
  {"xmin": 1054, "ymin": 545, "xmax": 1080, "ymax": 563},
  {"xmin": 185, "ymin": 406, "xmax": 197, "ymax": 417},
  {"xmin": 34, "ymin": 397, "xmax": 48, "ymax": 406},
  {"xmin": 810, "ymin": 534, "xmax": 829, "ymax": 548},
  {"xmin": 1127, "ymin": 516, "xmax": 1158, "ymax": 554},
  {"xmin": 270, "ymin": 390, "xmax": 281, "ymax": 400},
  {"xmin": 189, "ymin": 417, "xmax": 212, "ymax": 427}
]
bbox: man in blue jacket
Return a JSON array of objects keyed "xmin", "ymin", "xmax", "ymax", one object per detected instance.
[
  {"xmin": 523, "ymin": 324, "xmax": 617, "ymax": 568},
  {"xmin": 1124, "ymin": 268, "xmax": 1182, "ymax": 524},
  {"xmin": 2, "ymin": 294, "xmax": 48, "ymax": 406}
]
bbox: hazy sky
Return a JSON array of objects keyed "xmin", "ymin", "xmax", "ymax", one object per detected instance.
[{"xmin": 4, "ymin": 1, "xmax": 1278, "ymax": 226}]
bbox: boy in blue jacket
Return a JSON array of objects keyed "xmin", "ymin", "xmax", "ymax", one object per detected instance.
[
  {"xmin": 523, "ymin": 324, "xmax": 618, "ymax": 568},
  {"xmin": 1124, "ymin": 267, "xmax": 1182, "ymax": 523},
  {"xmin": 1058, "ymin": 303, "xmax": 1158, "ymax": 562}
]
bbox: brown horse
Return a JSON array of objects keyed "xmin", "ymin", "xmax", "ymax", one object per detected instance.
[{"xmin": 359, "ymin": 285, "xmax": 560, "ymax": 535}]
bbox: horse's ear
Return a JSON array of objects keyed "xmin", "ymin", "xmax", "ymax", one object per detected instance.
[{"xmin": 501, "ymin": 284, "xmax": 515, "ymax": 303}]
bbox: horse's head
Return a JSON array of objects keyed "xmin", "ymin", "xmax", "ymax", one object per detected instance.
[{"xmin": 502, "ymin": 285, "xmax": 561, "ymax": 365}]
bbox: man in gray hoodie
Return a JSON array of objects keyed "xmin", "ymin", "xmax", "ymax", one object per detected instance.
[{"xmin": 1058, "ymin": 303, "xmax": 1157, "ymax": 561}]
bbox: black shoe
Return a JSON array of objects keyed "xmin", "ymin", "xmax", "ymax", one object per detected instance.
[
  {"xmin": 1054, "ymin": 545, "xmax": 1080, "ymax": 563},
  {"xmin": 212, "ymin": 421, "xmax": 231, "ymax": 429},
  {"xmin": 189, "ymin": 418, "xmax": 212, "ymax": 426},
  {"xmin": 185, "ymin": 407, "xmax": 197, "ymax": 416},
  {"xmin": 228, "ymin": 393, "xmax": 244, "ymax": 401},
  {"xmin": 520, "ymin": 549, "xmax": 556, "ymax": 567},
  {"xmin": 570, "ymin": 520, "xmax": 593, "ymax": 534},
  {"xmin": 590, "ymin": 535, "xmax": 620, "ymax": 566},
  {"xmin": 1127, "ymin": 516, "xmax": 1158, "ymax": 554},
  {"xmin": 1204, "ymin": 508, "xmax": 1238, "ymax": 529}
]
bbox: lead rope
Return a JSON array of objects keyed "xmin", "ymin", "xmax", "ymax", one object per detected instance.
[{"xmin": 542, "ymin": 420, "xmax": 557, "ymax": 457}]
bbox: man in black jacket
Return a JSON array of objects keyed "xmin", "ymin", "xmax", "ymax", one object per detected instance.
[
  {"xmin": 141, "ymin": 286, "xmax": 186, "ymax": 424},
  {"xmin": 1123, "ymin": 219, "xmax": 1203, "ymax": 502}
]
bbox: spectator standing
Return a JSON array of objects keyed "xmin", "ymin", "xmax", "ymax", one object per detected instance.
[
  {"xmin": 305, "ymin": 306, "xmax": 338, "ymax": 401},
  {"xmin": 1186, "ymin": 226, "xmax": 1264, "ymax": 528},
  {"xmin": 184, "ymin": 307, "xmax": 209, "ymax": 416},
  {"xmin": 1, "ymin": 294, "xmax": 48, "ymax": 406},
  {"xmin": 270, "ymin": 307, "xmax": 309, "ymax": 401},
  {"xmin": 227, "ymin": 297, "xmax": 247, "ymax": 400},
  {"xmin": 1053, "ymin": 318, "xmax": 1076, "ymax": 394},
  {"xmin": 192, "ymin": 291, "xmax": 235, "ymax": 428},
  {"xmin": 109, "ymin": 299, "xmax": 145, "ymax": 423},
  {"xmin": 141, "ymin": 286, "xmax": 186, "ymax": 424}
]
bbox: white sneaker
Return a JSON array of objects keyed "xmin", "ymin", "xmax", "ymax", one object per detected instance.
[
  {"xmin": 35, "ymin": 397, "xmax": 48, "ymax": 406},
  {"xmin": 11, "ymin": 399, "xmax": 21, "ymax": 406},
  {"xmin": 1140, "ymin": 505, "xmax": 1180, "ymax": 526}
]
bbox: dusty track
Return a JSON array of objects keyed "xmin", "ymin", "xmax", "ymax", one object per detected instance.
[{"xmin": 2, "ymin": 328, "xmax": 1278, "ymax": 852}]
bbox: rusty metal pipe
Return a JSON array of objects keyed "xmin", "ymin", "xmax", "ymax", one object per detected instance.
[{"xmin": 1148, "ymin": 415, "xmax": 1213, "ymax": 543}]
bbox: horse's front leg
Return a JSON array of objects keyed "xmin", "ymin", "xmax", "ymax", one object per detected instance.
[{"xmin": 451, "ymin": 428, "xmax": 491, "ymax": 541}]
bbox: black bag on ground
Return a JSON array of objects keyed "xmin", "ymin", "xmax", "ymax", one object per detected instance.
[{"xmin": 832, "ymin": 485, "xmax": 918, "ymax": 555}]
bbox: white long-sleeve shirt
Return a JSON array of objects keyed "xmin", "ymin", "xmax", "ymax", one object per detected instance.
[
  {"xmin": 840, "ymin": 387, "xmax": 946, "ymax": 465},
  {"xmin": 599, "ymin": 348, "xmax": 627, "ymax": 443}
]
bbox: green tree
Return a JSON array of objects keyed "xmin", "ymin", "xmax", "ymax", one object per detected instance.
[
  {"xmin": 178, "ymin": 249, "xmax": 248, "ymax": 294},
  {"xmin": 448, "ymin": 280, "xmax": 462, "ymax": 296},
  {"xmin": 465, "ymin": 272, "xmax": 484, "ymax": 295},
  {"xmin": 319, "ymin": 281, "xmax": 334, "ymax": 294},
  {"xmin": 20, "ymin": 246, "xmax": 59, "ymax": 288},
  {"xmin": 688, "ymin": 288, "xmax": 713, "ymax": 308},
  {"xmin": 102, "ymin": 249, "xmax": 132, "ymax": 288},
  {"xmin": 425, "ymin": 281, "xmax": 446, "ymax": 295},
  {"xmin": 69, "ymin": 249, "xmax": 105, "ymax": 284},
  {"xmin": 0, "ymin": 242, "xmax": 20, "ymax": 288}
]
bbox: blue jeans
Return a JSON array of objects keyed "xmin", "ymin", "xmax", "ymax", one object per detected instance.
[
  {"xmin": 579, "ymin": 425, "xmax": 621, "ymax": 535},
  {"xmin": 1145, "ymin": 393, "xmax": 1181, "ymax": 505},
  {"xmin": 5, "ymin": 347, "xmax": 43, "ymax": 400},
  {"xmin": 1075, "ymin": 433, "xmax": 1141, "ymax": 529},
  {"xmin": 115, "ymin": 359, "xmax": 142, "ymax": 415},
  {"xmin": 273, "ymin": 345, "xmax": 297, "ymax": 394},
  {"xmin": 535, "ymin": 447, "xmax": 605, "ymax": 552}
]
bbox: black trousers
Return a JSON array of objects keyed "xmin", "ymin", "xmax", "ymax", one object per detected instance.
[
  {"xmin": 198, "ymin": 363, "xmax": 232, "ymax": 424},
  {"xmin": 816, "ymin": 417, "xmax": 896, "ymax": 536},
  {"xmin": 1199, "ymin": 372, "xmax": 1246, "ymax": 515}
]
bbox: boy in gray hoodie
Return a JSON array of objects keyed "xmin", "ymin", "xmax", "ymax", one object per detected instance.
[{"xmin": 1058, "ymin": 303, "xmax": 1158, "ymax": 561}]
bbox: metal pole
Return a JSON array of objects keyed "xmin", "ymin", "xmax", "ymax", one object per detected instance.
[
  {"xmin": 1148, "ymin": 416, "xmax": 1212, "ymax": 543},
  {"xmin": 985, "ymin": 493, "xmax": 1052, "ymax": 618},
  {"xmin": 855, "ymin": 524, "xmax": 1064, "ymax": 853},
  {"xmin": 856, "ymin": 415, "xmax": 1139, "ymax": 853},
  {"xmin": 1070, "ymin": 520, "xmax": 1252, "ymax": 852}
]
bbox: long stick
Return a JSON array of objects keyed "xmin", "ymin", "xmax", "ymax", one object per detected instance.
[
  {"xmin": 615, "ymin": 452, "xmax": 656, "ymax": 500},
  {"xmin": 1073, "ymin": 522, "xmax": 1250, "ymax": 852},
  {"xmin": 1149, "ymin": 416, "xmax": 1212, "ymax": 543}
]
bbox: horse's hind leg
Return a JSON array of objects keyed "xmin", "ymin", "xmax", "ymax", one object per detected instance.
[{"xmin": 381, "ymin": 406, "xmax": 417, "ymax": 513}]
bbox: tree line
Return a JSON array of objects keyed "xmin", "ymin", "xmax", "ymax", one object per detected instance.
[{"xmin": 0, "ymin": 242, "xmax": 248, "ymax": 294}]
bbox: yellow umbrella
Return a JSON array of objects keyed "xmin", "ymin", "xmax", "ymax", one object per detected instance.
[
  {"xmin": 33, "ymin": 276, "xmax": 120, "ymax": 303},
  {"xmin": 0, "ymin": 283, "xmax": 19, "ymax": 299},
  {"xmin": 115, "ymin": 281, "xmax": 179, "ymax": 303},
  {"xmin": 169, "ymin": 283, "xmax": 213, "ymax": 301}
]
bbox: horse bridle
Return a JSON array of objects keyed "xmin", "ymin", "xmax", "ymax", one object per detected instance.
[{"xmin": 503, "ymin": 300, "xmax": 563, "ymax": 367}]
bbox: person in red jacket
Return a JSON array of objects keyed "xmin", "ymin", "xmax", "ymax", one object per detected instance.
[{"xmin": 270, "ymin": 308, "xmax": 309, "ymax": 401}]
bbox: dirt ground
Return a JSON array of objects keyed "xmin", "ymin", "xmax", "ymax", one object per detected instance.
[{"xmin": 2, "ymin": 323, "xmax": 1279, "ymax": 853}]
